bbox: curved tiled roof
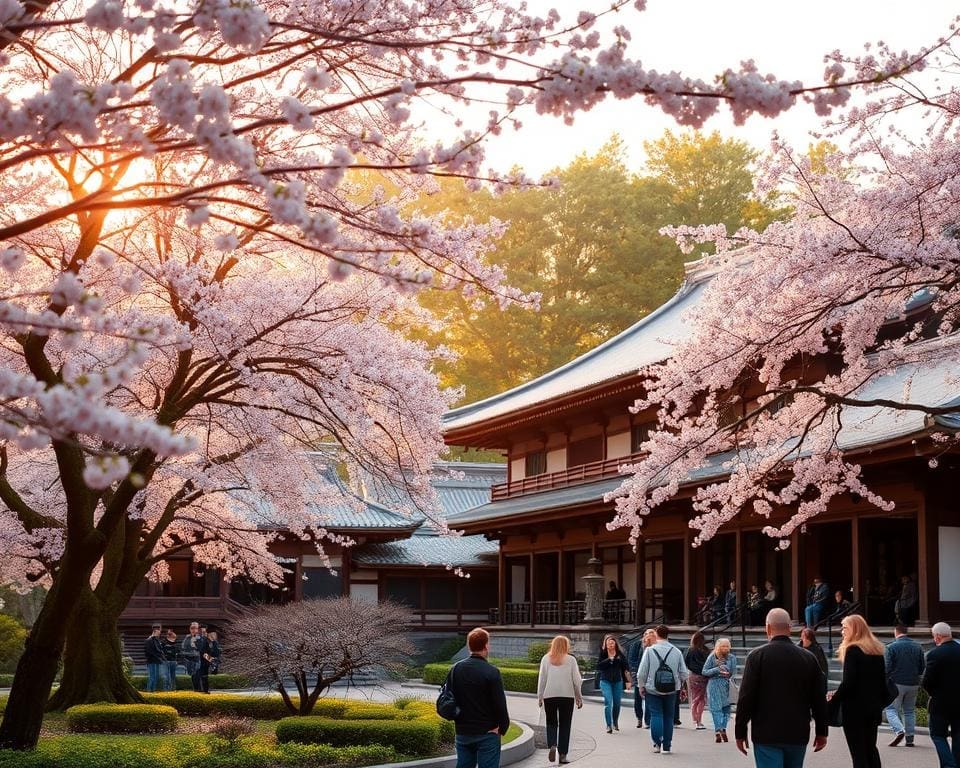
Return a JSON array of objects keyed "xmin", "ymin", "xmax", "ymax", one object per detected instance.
[
  {"xmin": 352, "ymin": 533, "xmax": 498, "ymax": 568},
  {"xmin": 442, "ymin": 277, "xmax": 709, "ymax": 433}
]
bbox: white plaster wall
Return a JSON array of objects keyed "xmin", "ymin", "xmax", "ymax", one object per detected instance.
[
  {"xmin": 546, "ymin": 448, "xmax": 566, "ymax": 473},
  {"xmin": 606, "ymin": 431, "xmax": 631, "ymax": 459},
  {"xmin": 510, "ymin": 457, "xmax": 525, "ymax": 481}
]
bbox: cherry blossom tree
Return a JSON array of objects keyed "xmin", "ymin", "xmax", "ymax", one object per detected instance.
[
  {"xmin": 607, "ymin": 51, "xmax": 960, "ymax": 551},
  {"xmin": 0, "ymin": 0, "xmax": 950, "ymax": 751}
]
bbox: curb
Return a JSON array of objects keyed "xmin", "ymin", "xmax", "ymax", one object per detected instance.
[{"xmin": 371, "ymin": 721, "xmax": 535, "ymax": 768}]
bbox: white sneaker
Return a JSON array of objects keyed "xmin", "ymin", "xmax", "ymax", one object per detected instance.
[{"xmin": 653, "ymin": 745, "xmax": 661, "ymax": 754}]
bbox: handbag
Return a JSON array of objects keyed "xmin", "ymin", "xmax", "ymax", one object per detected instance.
[
  {"xmin": 436, "ymin": 663, "xmax": 461, "ymax": 720},
  {"xmin": 827, "ymin": 696, "xmax": 843, "ymax": 728},
  {"xmin": 727, "ymin": 678, "xmax": 739, "ymax": 706}
]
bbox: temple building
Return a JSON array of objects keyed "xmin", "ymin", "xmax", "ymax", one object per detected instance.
[
  {"xmin": 119, "ymin": 461, "xmax": 502, "ymax": 639},
  {"xmin": 441, "ymin": 259, "xmax": 960, "ymax": 629}
]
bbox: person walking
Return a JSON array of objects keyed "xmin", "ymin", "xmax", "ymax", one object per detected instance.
[
  {"xmin": 198, "ymin": 629, "xmax": 221, "ymax": 694},
  {"xmin": 895, "ymin": 576, "xmax": 918, "ymax": 627},
  {"xmin": 804, "ymin": 577, "xmax": 830, "ymax": 627},
  {"xmin": 537, "ymin": 636, "xmax": 583, "ymax": 764},
  {"xmin": 143, "ymin": 624, "xmax": 165, "ymax": 693},
  {"xmin": 684, "ymin": 631, "xmax": 709, "ymax": 730},
  {"xmin": 885, "ymin": 624, "xmax": 924, "ymax": 748},
  {"xmin": 703, "ymin": 637, "xmax": 737, "ymax": 743},
  {"xmin": 452, "ymin": 627, "xmax": 511, "ymax": 768},
  {"xmin": 596, "ymin": 634, "xmax": 631, "ymax": 734},
  {"xmin": 161, "ymin": 628, "xmax": 179, "ymax": 691},
  {"xmin": 828, "ymin": 614, "xmax": 888, "ymax": 768},
  {"xmin": 799, "ymin": 628, "xmax": 828, "ymax": 678},
  {"xmin": 628, "ymin": 633, "xmax": 646, "ymax": 729},
  {"xmin": 181, "ymin": 621, "xmax": 203, "ymax": 692},
  {"xmin": 735, "ymin": 608, "xmax": 828, "ymax": 768},
  {"xmin": 922, "ymin": 622, "xmax": 960, "ymax": 768},
  {"xmin": 636, "ymin": 624, "xmax": 688, "ymax": 755}
]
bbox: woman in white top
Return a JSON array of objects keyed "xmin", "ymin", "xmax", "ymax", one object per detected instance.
[{"xmin": 537, "ymin": 635, "xmax": 583, "ymax": 764}]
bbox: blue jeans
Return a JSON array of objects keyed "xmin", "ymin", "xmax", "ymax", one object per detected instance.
[
  {"xmin": 645, "ymin": 691, "xmax": 676, "ymax": 750},
  {"xmin": 146, "ymin": 662, "xmax": 162, "ymax": 692},
  {"xmin": 804, "ymin": 603, "xmax": 823, "ymax": 627},
  {"xmin": 599, "ymin": 679, "xmax": 623, "ymax": 728},
  {"xmin": 930, "ymin": 711, "xmax": 960, "ymax": 768},
  {"xmin": 753, "ymin": 743, "xmax": 807, "ymax": 768},
  {"xmin": 884, "ymin": 683, "xmax": 918, "ymax": 740},
  {"xmin": 709, "ymin": 703, "xmax": 731, "ymax": 731},
  {"xmin": 164, "ymin": 661, "xmax": 178, "ymax": 691},
  {"xmin": 455, "ymin": 732, "xmax": 501, "ymax": 768}
]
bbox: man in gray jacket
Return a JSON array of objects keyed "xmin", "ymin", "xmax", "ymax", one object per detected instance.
[
  {"xmin": 885, "ymin": 624, "xmax": 925, "ymax": 747},
  {"xmin": 181, "ymin": 621, "xmax": 203, "ymax": 691},
  {"xmin": 636, "ymin": 625, "xmax": 688, "ymax": 755}
]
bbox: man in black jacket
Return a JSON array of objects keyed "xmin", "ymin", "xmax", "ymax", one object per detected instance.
[
  {"xmin": 143, "ymin": 624, "xmax": 166, "ymax": 693},
  {"xmin": 923, "ymin": 622, "xmax": 960, "ymax": 768},
  {"xmin": 735, "ymin": 608, "xmax": 828, "ymax": 768},
  {"xmin": 452, "ymin": 627, "xmax": 510, "ymax": 768}
]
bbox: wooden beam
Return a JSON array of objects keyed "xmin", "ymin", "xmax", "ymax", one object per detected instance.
[{"xmin": 918, "ymin": 494, "xmax": 929, "ymax": 625}]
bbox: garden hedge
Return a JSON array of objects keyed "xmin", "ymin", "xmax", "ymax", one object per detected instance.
[
  {"xmin": 0, "ymin": 734, "xmax": 397, "ymax": 768},
  {"xmin": 65, "ymin": 703, "xmax": 179, "ymax": 734},
  {"xmin": 142, "ymin": 691, "xmax": 292, "ymax": 718},
  {"xmin": 131, "ymin": 673, "xmax": 251, "ymax": 691},
  {"xmin": 276, "ymin": 716, "xmax": 441, "ymax": 756},
  {"xmin": 423, "ymin": 662, "xmax": 538, "ymax": 693}
]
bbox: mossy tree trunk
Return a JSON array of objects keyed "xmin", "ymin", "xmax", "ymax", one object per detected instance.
[{"xmin": 47, "ymin": 586, "xmax": 142, "ymax": 710}]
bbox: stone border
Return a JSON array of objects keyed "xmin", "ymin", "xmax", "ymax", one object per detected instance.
[{"xmin": 371, "ymin": 721, "xmax": 535, "ymax": 768}]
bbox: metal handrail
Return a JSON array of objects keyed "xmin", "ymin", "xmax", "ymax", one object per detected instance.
[
  {"xmin": 618, "ymin": 612, "xmax": 667, "ymax": 662},
  {"xmin": 821, "ymin": 600, "xmax": 863, "ymax": 655},
  {"xmin": 701, "ymin": 600, "xmax": 750, "ymax": 648}
]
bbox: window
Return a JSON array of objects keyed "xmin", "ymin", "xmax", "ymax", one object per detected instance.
[
  {"xmin": 567, "ymin": 435, "xmax": 603, "ymax": 467},
  {"xmin": 385, "ymin": 577, "xmax": 422, "ymax": 608},
  {"xmin": 631, "ymin": 424, "xmax": 652, "ymax": 453},
  {"xmin": 424, "ymin": 579, "xmax": 458, "ymax": 610},
  {"xmin": 302, "ymin": 568, "xmax": 342, "ymax": 598},
  {"xmin": 525, "ymin": 451, "xmax": 547, "ymax": 477}
]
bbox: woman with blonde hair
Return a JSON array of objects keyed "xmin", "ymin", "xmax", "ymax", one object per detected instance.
[
  {"xmin": 828, "ymin": 614, "xmax": 889, "ymax": 768},
  {"xmin": 703, "ymin": 637, "xmax": 737, "ymax": 743},
  {"xmin": 596, "ymin": 634, "xmax": 632, "ymax": 734},
  {"xmin": 537, "ymin": 635, "xmax": 583, "ymax": 763}
]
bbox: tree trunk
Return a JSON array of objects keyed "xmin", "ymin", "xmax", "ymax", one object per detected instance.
[
  {"xmin": 0, "ymin": 572, "xmax": 77, "ymax": 749},
  {"xmin": 47, "ymin": 587, "xmax": 141, "ymax": 710}
]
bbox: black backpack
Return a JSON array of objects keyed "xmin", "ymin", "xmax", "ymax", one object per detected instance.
[
  {"xmin": 436, "ymin": 663, "xmax": 461, "ymax": 720},
  {"xmin": 652, "ymin": 647, "xmax": 676, "ymax": 693}
]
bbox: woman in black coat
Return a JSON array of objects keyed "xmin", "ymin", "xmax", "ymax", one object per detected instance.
[
  {"xmin": 828, "ymin": 615, "xmax": 889, "ymax": 768},
  {"xmin": 799, "ymin": 627, "xmax": 829, "ymax": 678}
]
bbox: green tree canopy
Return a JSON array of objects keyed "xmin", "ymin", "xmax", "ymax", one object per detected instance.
[{"xmin": 416, "ymin": 132, "xmax": 786, "ymax": 406}]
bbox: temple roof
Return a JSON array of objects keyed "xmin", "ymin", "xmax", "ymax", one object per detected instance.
[
  {"xmin": 352, "ymin": 532, "xmax": 498, "ymax": 568},
  {"xmin": 442, "ymin": 274, "xmax": 710, "ymax": 435}
]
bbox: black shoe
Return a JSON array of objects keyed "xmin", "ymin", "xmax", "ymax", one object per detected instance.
[
  {"xmin": 606, "ymin": 727, "xmax": 612, "ymax": 734},
  {"xmin": 636, "ymin": 721, "xmax": 643, "ymax": 728},
  {"xmin": 549, "ymin": 747, "xmax": 556, "ymax": 761},
  {"xmin": 674, "ymin": 720, "xmax": 682, "ymax": 726},
  {"xmin": 889, "ymin": 732, "xmax": 905, "ymax": 747},
  {"xmin": 905, "ymin": 742, "xmax": 915, "ymax": 747},
  {"xmin": 559, "ymin": 756, "xmax": 569, "ymax": 764}
]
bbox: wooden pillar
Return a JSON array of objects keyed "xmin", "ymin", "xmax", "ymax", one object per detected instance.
[
  {"xmin": 918, "ymin": 498, "xmax": 930, "ymax": 626},
  {"xmin": 529, "ymin": 551, "xmax": 536, "ymax": 627},
  {"xmin": 683, "ymin": 533, "xmax": 692, "ymax": 623},
  {"xmin": 850, "ymin": 515, "xmax": 860, "ymax": 602},
  {"xmin": 294, "ymin": 555, "xmax": 304, "ymax": 601},
  {"xmin": 497, "ymin": 546, "xmax": 506, "ymax": 625},
  {"xmin": 734, "ymin": 529, "xmax": 743, "ymax": 605},
  {"xmin": 558, "ymin": 544, "xmax": 565, "ymax": 623},
  {"xmin": 636, "ymin": 539, "xmax": 645, "ymax": 625},
  {"xmin": 790, "ymin": 530, "xmax": 800, "ymax": 621}
]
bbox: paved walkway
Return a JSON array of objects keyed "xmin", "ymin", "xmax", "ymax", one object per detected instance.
[{"xmin": 349, "ymin": 683, "xmax": 934, "ymax": 768}]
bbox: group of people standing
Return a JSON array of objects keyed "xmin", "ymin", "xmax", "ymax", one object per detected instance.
[{"xmin": 143, "ymin": 620, "xmax": 221, "ymax": 693}]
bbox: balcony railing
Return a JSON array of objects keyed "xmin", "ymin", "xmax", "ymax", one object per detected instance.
[
  {"xmin": 492, "ymin": 452, "xmax": 646, "ymax": 500},
  {"xmin": 490, "ymin": 599, "xmax": 637, "ymax": 626}
]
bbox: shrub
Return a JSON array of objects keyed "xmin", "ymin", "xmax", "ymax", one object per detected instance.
[
  {"xmin": 209, "ymin": 715, "xmax": 257, "ymax": 749},
  {"xmin": 121, "ymin": 656, "xmax": 135, "ymax": 679},
  {"xmin": 0, "ymin": 675, "xmax": 11, "ymax": 688},
  {"xmin": 142, "ymin": 691, "xmax": 289, "ymax": 719},
  {"xmin": 182, "ymin": 741, "xmax": 398, "ymax": 768},
  {"xmin": 131, "ymin": 673, "xmax": 251, "ymax": 691},
  {"xmin": 0, "ymin": 616, "xmax": 26, "ymax": 674},
  {"xmin": 276, "ymin": 716, "xmax": 441, "ymax": 756},
  {"xmin": 526, "ymin": 641, "xmax": 551, "ymax": 663},
  {"xmin": 486, "ymin": 657, "xmax": 540, "ymax": 670},
  {"xmin": 422, "ymin": 663, "xmax": 449, "ymax": 686},
  {"xmin": 916, "ymin": 687, "xmax": 929, "ymax": 710},
  {"xmin": 65, "ymin": 704, "xmax": 178, "ymax": 734},
  {"xmin": 423, "ymin": 662, "xmax": 538, "ymax": 693},
  {"xmin": 0, "ymin": 737, "xmax": 175, "ymax": 768},
  {"xmin": 431, "ymin": 634, "xmax": 466, "ymax": 663}
]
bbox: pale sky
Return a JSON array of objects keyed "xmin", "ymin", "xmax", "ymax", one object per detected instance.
[{"xmin": 426, "ymin": 0, "xmax": 956, "ymax": 176}]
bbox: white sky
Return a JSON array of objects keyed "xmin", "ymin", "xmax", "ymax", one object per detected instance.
[{"xmin": 437, "ymin": 0, "xmax": 957, "ymax": 176}]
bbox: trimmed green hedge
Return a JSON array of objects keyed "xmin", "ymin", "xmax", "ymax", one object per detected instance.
[
  {"xmin": 0, "ymin": 675, "xmax": 12, "ymax": 688},
  {"xmin": 142, "ymin": 692, "xmax": 289, "ymax": 719},
  {"xmin": 276, "ymin": 716, "xmax": 441, "ymax": 756},
  {"xmin": 131, "ymin": 674, "xmax": 251, "ymax": 691},
  {"xmin": 423, "ymin": 663, "xmax": 538, "ymax": 693},
  {"xmin": 66, "ymin": 704, "xmax": 178, "ymax": 734},
  {"xmin": 0, "ymin": 735, "xmax": 396, "ymax": 768}
]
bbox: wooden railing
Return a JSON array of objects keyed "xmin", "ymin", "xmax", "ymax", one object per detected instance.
[
  {"xmin": 490, "ymin": 599, "xmax": 637, "ymax": 626},
  {"xmin": 123, "ymin": 596, "xmax": 251, "ymax": 622},
  {"xmin": 492, "ymin": 452, "xmax": 646, "ymax": 500}
]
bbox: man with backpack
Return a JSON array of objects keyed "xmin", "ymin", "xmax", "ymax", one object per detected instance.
[{"xmin": 636, "ymin": 624, "xmax": 688, "ymax": 755}]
